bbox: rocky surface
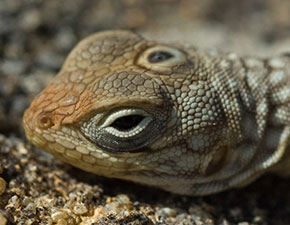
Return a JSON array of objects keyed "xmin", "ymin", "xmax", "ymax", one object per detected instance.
[{"xmin": 0, "ymin": 0, "xmax": 290, "ymax": 224}]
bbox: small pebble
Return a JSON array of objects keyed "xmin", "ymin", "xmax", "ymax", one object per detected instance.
[
  {"xmin": 0, "ymin": 177, "xmax": 6, "ymax": 195},
  {"xmin": 73, "ymin": 203, "xmax": 88, "ymax": 215},
  {"xmin": 56, "ymin": 218, "xmax": 67, "ymax": 225},
  {"xmin": 0, "ymin": 212, "xmax": 7, "ymax": 225},
  {"xmin": 52, "ymin": 211, "xmax": 68, "ymax": 221},
  {"xmin": 116, "ymin": 194, "xmax": 130, "ymax": 204},
  {"xmin": 158, "ymin": 207, "xmax": 177, "ymax": 217}
]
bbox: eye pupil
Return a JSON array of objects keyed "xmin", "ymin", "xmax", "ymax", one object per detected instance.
[
  {"xmin": 111, "ymin": 115, "xmax": 144, "ymax": 131},
  {"xmin": 148, "ymin": 51, "xmax": 173, "ymax": 63}
]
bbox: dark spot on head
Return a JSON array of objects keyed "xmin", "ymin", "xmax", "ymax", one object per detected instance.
[{"xmin": 148, "ymin": 51, "xmax": 173, "ymax": 63}]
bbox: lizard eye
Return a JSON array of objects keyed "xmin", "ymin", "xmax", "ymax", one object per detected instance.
[
  {"xmin": 101, "ymin": 110, "xmax": 153, "ymax": 138},
  {"xmin": 136, "ymin": 45, "xmax": 186, "ymax": 72},
  {"xmin": 110, "ymin": 114, "xmax": 147, "ymax": 131},
  {"xmin": 80, "ymin": 108, "xmax": 165, "ymax": 153}
]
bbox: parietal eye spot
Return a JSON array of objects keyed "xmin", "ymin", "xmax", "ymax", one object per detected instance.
[{"xmin": 148, "ymin": 51, "xmax": 173, "ymax": 63}]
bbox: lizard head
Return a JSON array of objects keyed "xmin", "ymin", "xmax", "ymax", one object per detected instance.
[{"xmin": 23, "ymin": 30, "xmax": 227, "ymax": 195}]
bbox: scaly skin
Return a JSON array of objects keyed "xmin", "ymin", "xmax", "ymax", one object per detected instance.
[{"xmin": 23, "ymin": 30, "xmax": 290, "ymax": 195}]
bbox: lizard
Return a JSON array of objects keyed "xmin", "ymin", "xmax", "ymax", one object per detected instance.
[{"xmin": 22, "ymin": 30, "xmax": 290, "ymax": 196}]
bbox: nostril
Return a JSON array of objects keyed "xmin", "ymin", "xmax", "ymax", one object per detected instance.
[{"xmin": 38, "ymin": 114, "xmax": 54, "ymax": 129}]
